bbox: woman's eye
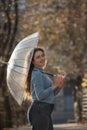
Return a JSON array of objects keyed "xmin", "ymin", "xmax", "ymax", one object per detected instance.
[
  {"xmin": 36, "ymin": 55, "xmax": 40, "ymax": 59},
  {"xmin": 41, "ymin": 53, "xmax": 45, "ymax": 57},
  {"xmin": 36, "ymin": 53, "xmax": 45, "ymax": 59}
]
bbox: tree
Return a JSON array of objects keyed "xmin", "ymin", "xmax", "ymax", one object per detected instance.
[
  {"xmin": 0, "ymin": 0, "xmax": 18, "ymax": 128},
  {"xmin": 66, "ymin": 0, "xmax": 87, "ymax": 75}
]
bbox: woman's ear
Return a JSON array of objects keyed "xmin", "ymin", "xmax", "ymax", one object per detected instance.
[{"xmin": 43, "ymin": 59, "xmax": 47, "ymax": 69}]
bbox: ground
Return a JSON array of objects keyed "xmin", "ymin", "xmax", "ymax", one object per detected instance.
[{"xmin": 4, "ymin": 123, "xmax": 86, "ymax": 130}]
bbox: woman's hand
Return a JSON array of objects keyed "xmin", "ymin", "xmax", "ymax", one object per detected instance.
[
  {"xmin": 51, "ymin": 74, "xmax": 65, "ymax": 90},
  {"xmin": 56, "ymin": 74, "xmax": 65, "ymax": 88}
]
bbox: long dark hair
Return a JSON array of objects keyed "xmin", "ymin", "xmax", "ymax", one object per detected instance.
[{"xmin": 26, "ymin": 48, "xmax": 44, "ymax": 94}]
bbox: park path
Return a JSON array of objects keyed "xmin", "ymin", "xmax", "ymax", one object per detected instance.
[{"xmin": 9, "ymin": 123, "xmax": 87, "ymax": 130}]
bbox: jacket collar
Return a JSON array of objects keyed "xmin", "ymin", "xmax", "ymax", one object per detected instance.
[{"xmin": 33, "ymin": 67, "xmax": 43, "ymax": 71}]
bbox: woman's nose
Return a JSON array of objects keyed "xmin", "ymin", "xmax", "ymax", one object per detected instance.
[{"xmin": 40, "ymin": 56, "xmax": 44, "ymax": 60}]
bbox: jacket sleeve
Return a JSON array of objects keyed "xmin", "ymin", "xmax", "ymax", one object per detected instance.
[{"xmin": 32, "ymin": 71, "xmax": 53, "ymax": 101}]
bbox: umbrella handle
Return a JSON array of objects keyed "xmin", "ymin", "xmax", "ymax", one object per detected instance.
[
  {"xmin": 42, "ymin": 71, "xmax": 54, "ymax": 77},
  {"xmin": 42, "ymin": 71, "xmax": 67, "ymax": 77}
]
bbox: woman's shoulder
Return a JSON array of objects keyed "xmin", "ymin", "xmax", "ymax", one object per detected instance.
[{"xmin": 32, "ymin": 68, "xmax": 42, "ymax": 76}]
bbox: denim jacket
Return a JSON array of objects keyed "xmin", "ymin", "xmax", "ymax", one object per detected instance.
[{"xmin": 30, "ymin": 67, "xmax": 60, "ymax": 104}]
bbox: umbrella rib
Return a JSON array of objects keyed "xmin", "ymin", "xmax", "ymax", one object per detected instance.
[
  {"xmin": 8, "ymin": 67, "xmax": 27, "ymax": 76},
  {"xmin": 15, "ymin": 46, "xmax": 32, "ymax": 51},
  {"xmin": 14, "ymin": 59, "xmax": 26, "ymax": 61},
  {"xmin": 8, "ymin": 80, "xmax": 19, "ymax": 98},
  {"xmin": 8, "ymin": 83, "xmax": 23, "ymax": 104},
  {"xmin": 11, "ymin": 64, "xmax": 27, "ymax": 69},
  {"xmin": 14, "ymin": 49, "xmax": 30, "ymax": 54},
  {"xmin": 18, "ymin": 37, "xmax": 38, "ymax": 45},
  {"xmin": 0, "ymin": 61, "xmax": 27, "ymax": 69},
  {"xmin": 17, "ymin": 38, "xmax": 38, "ymax": 50},
  {"xmin": 11, "ymin": 71, "xmax": 25, "ymax": 88},
  {"xmin": 8, "ymin": 58, "xmax": 28, "ymax": 69},
  {"xmin": 8, "ymin": 73, "xmax": 24, "ymax": 97},
  {"xmin": 9, "ymin": 73, "xmax": 21, "ymax": 90}
]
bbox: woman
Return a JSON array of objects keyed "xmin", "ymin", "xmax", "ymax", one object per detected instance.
[{"xmin": 27, "ymin": 48, "xmax": 65, "ymax": 130}]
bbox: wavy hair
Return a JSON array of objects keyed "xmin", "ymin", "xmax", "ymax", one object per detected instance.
[{"xmin": 26, "ymin": 48, "xmax": 44, "ymax": 94}]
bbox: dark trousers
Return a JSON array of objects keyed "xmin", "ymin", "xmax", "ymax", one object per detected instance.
[{"xmin": 27, "ymin": 101, "xmax": 54, "ymax": 130}]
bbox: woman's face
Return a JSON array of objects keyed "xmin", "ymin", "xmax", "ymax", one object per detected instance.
[{"xmin": 33, "ymin": 50, "xmax": 45, "ymax": 68}]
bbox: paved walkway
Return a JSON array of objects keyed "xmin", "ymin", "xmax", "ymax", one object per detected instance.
[
  {"xmin": 54, "ymin": 123, "xmax": 87, "ymax": 130},
  {"xmin": 9, "ymin": 123, "xmax": 87, "ymax": 130}
]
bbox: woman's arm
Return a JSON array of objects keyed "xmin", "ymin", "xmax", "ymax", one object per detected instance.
[
  {"xmin": 32, "ymin": 71, "xmax": 53, "ymax": 100},
  {"xmin": 32, "ymin": 72, "xmax": 65, "ymax": 100}
]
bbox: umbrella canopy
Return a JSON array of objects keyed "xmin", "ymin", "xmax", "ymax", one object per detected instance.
[{"xmin": 7, "ymin": 32, "xmax": 39, "ymax": 105}]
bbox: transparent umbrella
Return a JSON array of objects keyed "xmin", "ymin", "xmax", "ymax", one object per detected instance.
[{"xmin": 7, "ymin": 32, "xmax": 39, "ymax": 105}]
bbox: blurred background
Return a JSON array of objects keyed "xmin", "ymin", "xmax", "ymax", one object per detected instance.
[{"xmin": 0, "ymin": 0, "xmax": 87, "ymax": 129}]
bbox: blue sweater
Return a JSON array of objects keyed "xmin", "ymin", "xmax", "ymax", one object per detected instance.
[{"xmin": 30, "ymin": 67, "xmax": 60, "ymax": 104}]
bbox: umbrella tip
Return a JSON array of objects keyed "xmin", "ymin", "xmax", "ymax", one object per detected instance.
[
  {"xmin": 27, "ymin": 32, "xmax": 39, "ymax": 40},
  {"xmin": 34, "ymin": 32, "xmax": 39, "ymax": 37}
]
